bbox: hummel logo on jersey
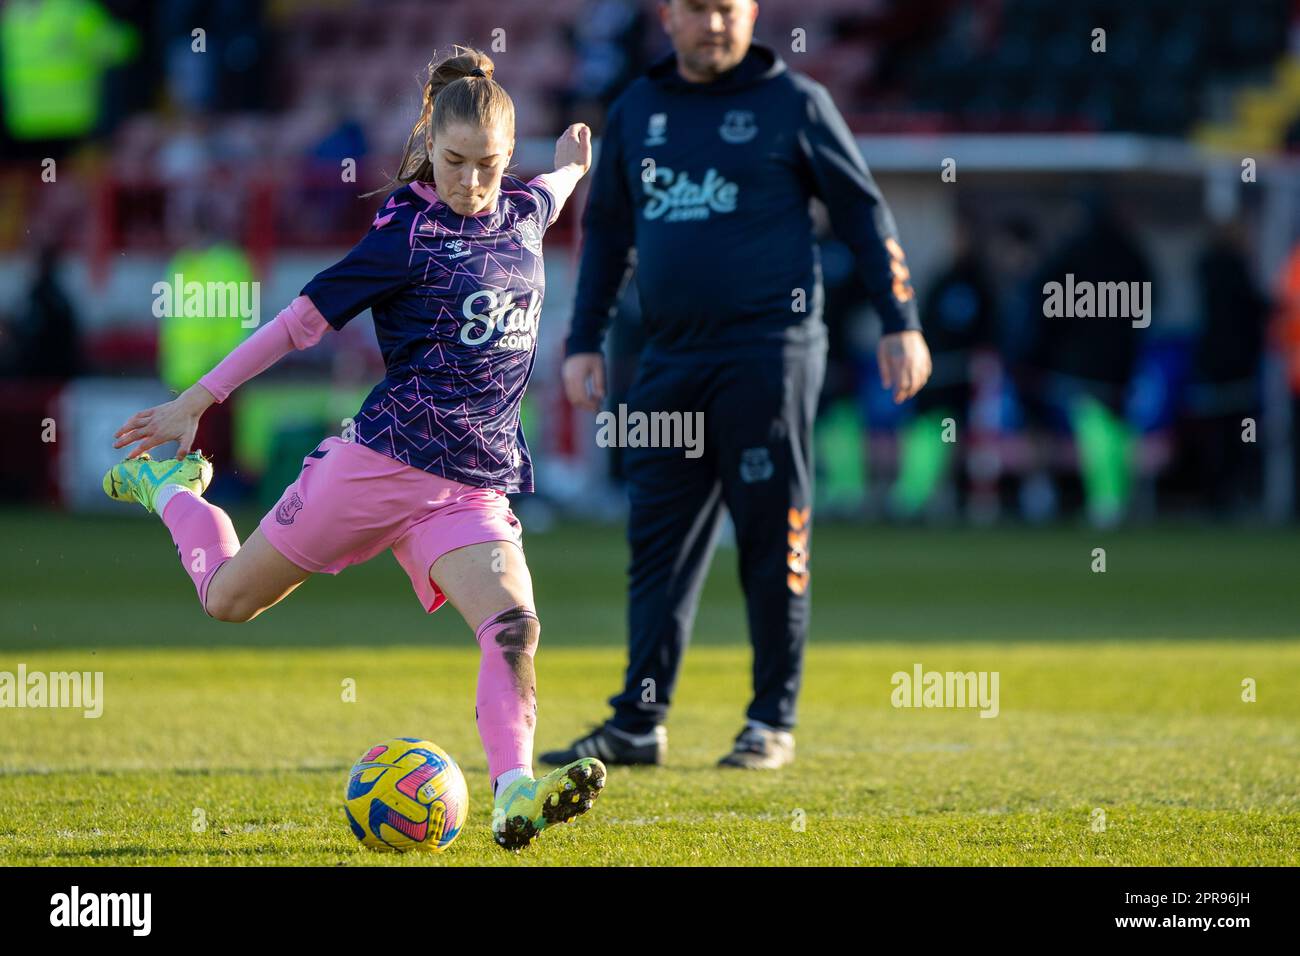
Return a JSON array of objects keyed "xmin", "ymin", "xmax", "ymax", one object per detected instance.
[
  {"xmin": 459, "ymin": 289, "xmax": 541, "ymax": 351},
  {"xmin": 719, "ymin": 110, "xmax": 758, "ymax": 144},
  {"xmin": 642, "ymin": 167, "xmax": 738, "ymax": 222},
  {"xmin": 444, "ymin": 239, "xmax": 472, "ymax": 259},
  {"xmin": 645, "ymin": 112, "xmax": 667, "ymax": 146}
]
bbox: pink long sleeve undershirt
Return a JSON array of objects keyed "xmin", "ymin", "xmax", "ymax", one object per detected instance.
[
  {"xmin": 530, "ymin": 167, "xmax": 583, "ymax": 226},
  {"xmin": 197, "ymin": 295, "xmax": 332, "ymax": 404}
]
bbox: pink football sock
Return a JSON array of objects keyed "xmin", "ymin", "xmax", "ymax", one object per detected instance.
[
  {"xmin": 160, "ymin": 491, "xmax": 241, "ymax": 615},
  {"xmin": 473, "ymin": 606, "xmax": 540, "ymax": 789}
]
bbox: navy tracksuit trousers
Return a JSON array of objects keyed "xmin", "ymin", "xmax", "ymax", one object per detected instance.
[{"xmin": 608, "ymin": 344, "xmax": 826, "ymax": 734}]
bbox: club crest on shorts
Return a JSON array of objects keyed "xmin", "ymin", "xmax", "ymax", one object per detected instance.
[
  {"xmin": 740, "ymin": 447, "xmax": 774, "ymax": 483},
  {"xmin": 276, "ymin": 492, "xmax": 304, "ymax": 525}
]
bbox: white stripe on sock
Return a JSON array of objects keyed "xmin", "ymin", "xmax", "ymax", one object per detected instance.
[
  {"xmin": 493, "ymin": 767, "xmax": 530, "ymax": 797},
  {"xmin": 155, "ymin": 484, "xmax": 197, "ymax": 515}
]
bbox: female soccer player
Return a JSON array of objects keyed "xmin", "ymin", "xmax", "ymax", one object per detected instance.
[{"xmin": 103, "ymin": 47, "xmax": 603, "ymax": 851}]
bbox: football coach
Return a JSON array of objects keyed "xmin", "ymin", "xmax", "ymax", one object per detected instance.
[{"xmin": 543, "ymin": 0, "xmax": 931, "ymax": 769}]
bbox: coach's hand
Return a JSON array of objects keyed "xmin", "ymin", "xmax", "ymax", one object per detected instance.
[
  {"xmin": 878, "ymin": 330, "xmax": 932, "ymax": 404},
  {"xmin": 113, "ymin": 383, "xmax": 215, "ymax": 459},
  {"xmin": 562, "ymin": 352, "xmax": 606, "ymax": 412},
  {"xmin": 555, "ymin": 123, "xmax": 591, "ymax": 175}
]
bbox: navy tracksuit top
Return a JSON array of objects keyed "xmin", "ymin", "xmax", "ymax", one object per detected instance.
[{"xmin": 565, "ymin": 42, "xmax": 921, "ymax": 359}]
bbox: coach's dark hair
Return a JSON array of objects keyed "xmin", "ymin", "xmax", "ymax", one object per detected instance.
[{"xmin": 367, "ymin": 46, "xmax": 515, "ymax": 196}]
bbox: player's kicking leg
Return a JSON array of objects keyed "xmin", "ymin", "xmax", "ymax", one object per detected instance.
[
  {"xmin": 103, "ymin": 452, "xmax": 310, "ymax": 621},
  {"xmin": 430, "ymin": 539, "xmax": 606, "ymax": 851}
]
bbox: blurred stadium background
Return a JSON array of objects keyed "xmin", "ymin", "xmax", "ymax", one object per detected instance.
[
  {"xmin": 3, "ymin": 0, "xmax": 1300, "ymax": 869},
  {"xmin": 3, "ymin": 0, "xmax": 1300, "ymax": 528}
]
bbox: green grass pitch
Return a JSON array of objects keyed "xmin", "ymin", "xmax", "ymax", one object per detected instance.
[{"xmin": 1, "ymin": 509, "xmax": 1297, "ymax": 865}]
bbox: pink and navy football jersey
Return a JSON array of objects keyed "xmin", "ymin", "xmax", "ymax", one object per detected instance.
[{"xmin": 302, "ymin": 175, "xmax": 558, "ymax": 492}]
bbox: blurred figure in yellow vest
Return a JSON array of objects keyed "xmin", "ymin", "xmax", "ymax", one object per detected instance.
[
  {"xmin": 0, "ymin": 0, "xmax": 136, "ymax": 144},
  {"xmin": 157, "ymin": 227, "xmax": 256, "ymax": 393},
  {"xmin": 155, "ymin": 211, "xmax": 256, "ymax": 472}
]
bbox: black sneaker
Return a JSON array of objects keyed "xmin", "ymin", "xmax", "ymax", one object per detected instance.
[
  {"xmin": 718, "ymin": 724, "xmax": 795, "ymax": 769},
  {"xmin": 539, "ymin": 722, "xmax": 666, "ymax": 766}
]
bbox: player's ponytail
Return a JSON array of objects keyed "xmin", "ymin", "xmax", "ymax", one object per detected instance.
[{"xmin": 367, "ymin": 45, "xmax": 515, "ymax": 197}]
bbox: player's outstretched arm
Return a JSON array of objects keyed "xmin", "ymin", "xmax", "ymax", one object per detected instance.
[
  {"xmin": 553, "ymin": 122, "xmax": 591, "ymax": 176},
  {"xmin": 113, "ymin": 295, "xmax": 332, "ymax": 458},
  {"xmin": 534, "ymin": 122, "xmax": 608, "ymax": 411},
  {"xmin": 528, "ymin": 123, "xmax": 592, "ymax": 228}
]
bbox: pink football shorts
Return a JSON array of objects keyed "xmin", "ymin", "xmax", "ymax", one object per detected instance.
[{"xmin": 259, "ymin": 436, "xmax": 523, "ymax": 613}]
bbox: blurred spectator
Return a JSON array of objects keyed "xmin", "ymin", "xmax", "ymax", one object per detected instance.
[
  {"xmin": 1030, "ymin": 200, "xmax": 1148, "ymax": 399},
  {"xmin": 1023, "ymin": 198, "xmax": 1152, "ymax": 526},
  {"xmin": 154, "ymin": 202, "xmax": 252, "ymax": 472},
  {"xmin": 890, "ymin": 214, "xmax": 996, "ymax": 518},
  {"xmin": 0, "ymin": 0, "xmax": 137, "ymax": 154},
  {"xmin": 817, "ymin": 210, "xmax": 874, "ymax": 515},
  {"xmin": 1273, "ymin": 237, "xmax": 1300, "ymax": 519},
  {"xmin": 989, "ymin": 216, "xmax": 1051, "ymax": 518},
  {"xmin": 16, "ymin": 244, "xmax": 81, "ymax": 379},
  {"xmin": 1186, "ymin": 219, "xmax": 1269, "ymax": 515},
  {"xmin": 561, "ymin": 0, "xmax": 651, "ymax": 127},
  {"xmin": 820, "ymin": 215, "xmax": 873, "ymax": 406},
  {"xmin": 991, "ymin": 215, "xmax": 1042, "ymax": 368},
  {"xmin": 157, "ymin": 0, "xmax": 265, "ymax": 114},
  {"xmin": 156, "ymin": 115, "xmax": 214, "ymax": 242},
  {"xmin": 303, "ymin": 104, "xmax": 371, "ymax": 237},
  {"xmin": 157, "ymin": 205, "xmax": 254, "ymax": 394},
  {"xmin": 310, "ymin": 110, "xmax": 369, "ymax": 168}
]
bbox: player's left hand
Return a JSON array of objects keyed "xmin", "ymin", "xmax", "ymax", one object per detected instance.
[
  {"xmin": 112, "ymin": 384, "xmax": 215, "ymax": 458},
  {"xmin": 555, "ymin": 123, "xmax": 591, "ymax": 175},
  {"xmin": 878, "ymin": 330, "xmax": 932, "ymax": 404}
]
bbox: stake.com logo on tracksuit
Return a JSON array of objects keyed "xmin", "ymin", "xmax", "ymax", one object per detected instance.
[{"xmin": 642, "ymin": 167, "xmax": 740, "ymax": 222}]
